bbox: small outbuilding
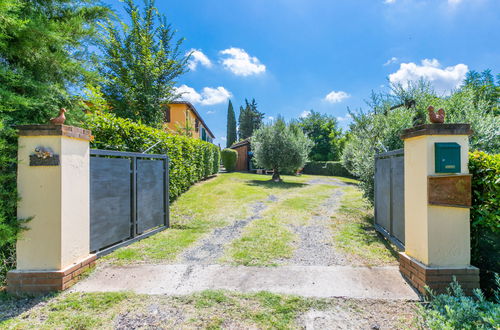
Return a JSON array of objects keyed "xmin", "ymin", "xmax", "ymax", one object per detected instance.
[{"xmin": 230, "ymin": 139, "xmax": 251, "ymax": 171}]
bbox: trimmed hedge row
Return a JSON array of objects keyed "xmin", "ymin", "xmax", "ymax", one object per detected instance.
[
  {"xmin": 302, "ymin": 161, "xmax": 351, "ymax": 177},
  {"xmin": 221, "ymin": 148, "xmax": 237, "ymax": 172},
  {"xmin": 469, "ymin": 151, "xmax": 500, "ymax": 296},
  {"xmin": 83, "ymin": 112, "xmax": 220, "ymax": 201}
]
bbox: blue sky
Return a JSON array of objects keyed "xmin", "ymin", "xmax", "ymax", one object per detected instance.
[{"xmin": 103, "ymin": 0, "xmax": 500, "ymax": 146}]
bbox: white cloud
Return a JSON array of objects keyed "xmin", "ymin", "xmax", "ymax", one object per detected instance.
[
  {"xmin": 175, "ymin": 85, "xmax": 232, "ymax": 105},
  {"xmin": 324, "ymin": 91, "xmax": 350, "ymax": 103},
  {"xmin": 336, "ymin": 114, "xmax": 352, "ymax": 122},
  {"xmin": 220, "ymin": 48, "xmax": 266, "ymax": 76},
  {"xmin": 384, "ymin": 0, "xmax": 396, "ymax": 3},
  {"xmin": 384, "ymin": 57, "xmax": 399, "ymax": 66},
  {"xmin": 448, "ymin": 0, "xmax": 462, "ymax": 4},
  {"xmin": 221, "ymin": 137, "xmax": 227, "ymax": 141},
  {"xmin": 299, "ymin": 110, "xmax": 311, "ymax": 118},
  {"xmin": 207, "ymin": 110, "xmax": 216, "ymax": 115},
  {"xmin": 388, "ymin": 58, "xmax": 468, "ymax": 94},
  {"xmin": 187, "ymin": 49, "xmax": 212, "ymax": 70}
]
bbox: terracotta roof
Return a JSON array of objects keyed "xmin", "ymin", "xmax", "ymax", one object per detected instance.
[
  {"xmin": 169, "ymin": 101, "xmax": 215, "ymax": 139},
  {"xmin": 230, "ymin": 138, "xmax": 251, "ymax": 148}
]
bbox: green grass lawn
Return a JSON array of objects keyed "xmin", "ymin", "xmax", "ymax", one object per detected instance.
[
  {"xmin": 104, "ymin": 173, "xmax": 312, "ymax": 265},
  {"xmin": 103, "ymin": 172, "xmax": 397, "ymax": 267}
]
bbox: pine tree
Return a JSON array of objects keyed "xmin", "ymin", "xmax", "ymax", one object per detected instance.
[{"xmin": 226, "ymin": 100, "xmax": 237, "ymax": 147}]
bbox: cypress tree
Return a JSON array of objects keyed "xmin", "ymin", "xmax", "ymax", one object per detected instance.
[{"xmin": 226, "ymin": 100, "xmax": 237, "ymax": 147}]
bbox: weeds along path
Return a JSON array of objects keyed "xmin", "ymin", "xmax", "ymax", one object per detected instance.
[{"xmin": 179, "ymin": 197, "xmax": 274, "ymax": 264}]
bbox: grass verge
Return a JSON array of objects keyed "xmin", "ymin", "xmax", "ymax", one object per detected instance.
[
  {"xmin": 331, "ymin": 185, "xmax": 399, "ymax": 265},
  {"xmin": 1, "ymin": 290, "xmax": 417, "ymax": 329}
]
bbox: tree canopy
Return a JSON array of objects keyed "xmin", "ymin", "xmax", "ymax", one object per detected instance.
[
  {"xmin": 252, "ymin": 117, "xmax": 312, "ymax": 182},
  {"xmin": 97, "ymin": 0, "xmax": 189, "ymax": 127},
  {"xmin": 297, "ymin": 110, "xmax": 344, "ymax": 161},
  {"xmin": 238, "ymin": 98, "xmax": 264, "ymax": 140}
]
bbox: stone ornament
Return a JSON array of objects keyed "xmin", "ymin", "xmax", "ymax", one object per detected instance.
[{"xmin": 29, "ymin": 146, "xmax": 60, "ymax": 166}]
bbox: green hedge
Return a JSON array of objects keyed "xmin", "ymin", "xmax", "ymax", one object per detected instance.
[
  {"xmin": 302, "ymin": 161, "xmax": 351, "ymax": 177},
  {"xmin": 84, "ymin": 112, "xmax": 220, "ymax": 201},
  {"xmin": 221, "ymin": 148, "xmax": 237, "ymax": 172},
  {"xmin": 469, "ymin": 151, "xmax": 500, "ymax": 296}
]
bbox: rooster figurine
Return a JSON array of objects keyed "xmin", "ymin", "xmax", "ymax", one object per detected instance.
[
  {"xmin": 427, "ymin": 106, "xmax": 445, "ymax": 124},
  {"xmin": 49, "ymin": 108, "xmax": 67, "ymax": 125}
]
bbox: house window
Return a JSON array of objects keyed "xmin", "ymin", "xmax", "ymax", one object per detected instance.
[{"xmin": 163, "ymin": 105, "xmax": 171, "ymax": 123}]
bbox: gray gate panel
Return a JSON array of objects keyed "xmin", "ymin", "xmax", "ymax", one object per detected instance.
[
  {"xmin": 137, "ymin": 159, "xmax": 165, "ymax": 233},
  {"xmin": 375, "ymin": 157, "xmax": 391, "ymax": 230},
  {"xmin": 391, "ymin": 156, "xmax": 405, "ymax": 243},
  {"xmin": 90, "ymin": 157, "xmax": 131, "ymax": 252}
]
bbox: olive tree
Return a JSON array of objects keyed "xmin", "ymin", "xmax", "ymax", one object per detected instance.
[{"xmin": 251, "ymin": 117, "xmax": 313, "ymax": 182}]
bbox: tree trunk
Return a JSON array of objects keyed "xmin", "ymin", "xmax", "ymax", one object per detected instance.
[{"xmin": 272, "ymin": 168, "xmax": 281, "ymax": 182}]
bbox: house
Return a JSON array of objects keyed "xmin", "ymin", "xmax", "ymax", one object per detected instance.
[
  {"xmin": 230, "ymin": 139, "xmax": 251, "ymax": 171},
  {"xmin": 163, "ymin": 101, "xmax": 215, "ymax": 143}
]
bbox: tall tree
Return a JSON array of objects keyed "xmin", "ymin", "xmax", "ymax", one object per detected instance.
[
  {"xmin": 0, "ymin": 0, "xmax": 108, "ymax": 284},
  {"xmin": 297, "ymin": 110, "xmax": 344, "ymax": 161},
  {"xmin": 98, "ymin": 0, "xmax": 189, "ymax": 127},
  {"xmin": 238, "ymin": 98, "xmax": 264, "ymax": 139},
  {"xmin": 226, "ymin": 100, "xmax": 237, "ymax": 147},
  {"xmin": 252, "ymin": 117, "xmax": 312, "ymax": 182}
]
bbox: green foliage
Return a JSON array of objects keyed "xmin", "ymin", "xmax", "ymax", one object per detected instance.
[
  {"xmin": 97, "ymin": 0, "xmax": 189, "ymax": 127},
  {"xmin": 226, "ymin": 100, "xmax": 237, "ymax": 147},
  {"xmin": 221, "ymin": 148, "xmax": 237, "ymax": 172},
  {"xmin": 252, "ymin": 117, "xmax": 313, "ymax": 181},
  {"xmin": 419, "ymin": 277, "xmax": 500, "ymax": 329},
  {"xmin": 302, "ymin": 161, "xmax": 351, "ymax": 177},
  {"xmin": 238, "ymin": 98, "xmax": 264, "ymax": 140},
  {"xmin": 342, "ymin": 78, "xmax": 500, "ymax": 202},
  {"xmin": 83, "ymin": 112, "xmax": 219, "ymax": 201},
  {"xmin": 297, "ymin": 110, "xmax": 345, "ymax": 161},
  {"xmin": 469, "ymin": 151, "xmax": 500, "ymax": 295},
  {"xmin": 0, "ymin": 0, "xmax": 108, "ymax": 286}
]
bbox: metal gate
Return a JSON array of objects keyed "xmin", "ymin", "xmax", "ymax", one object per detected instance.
[
  {"xmin": 90, "ymin": 149, "xmax": 169, "ymax": 255},
  {"xmin": 374, "ymin": 149, "xmax": 405, "ymax": 248}
]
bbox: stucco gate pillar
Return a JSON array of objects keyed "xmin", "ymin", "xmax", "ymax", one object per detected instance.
[
  {"xmin": 7, "ymin": 125, "xmax": 96, "ymax": 294},
  {"xmin": 399, "ymin": 123, "xmax": 479, "ymax": 295}
]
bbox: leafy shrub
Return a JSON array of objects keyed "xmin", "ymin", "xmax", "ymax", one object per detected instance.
[
  {"xmin": 0, "ymin": 122, "xmax": 20, "ymax": 286},
  {"xmin": 302, "ymin": 161, "xmax": 351, "ymax": 177},
  {"xmin": 418, "ymin": 277, "xmax": 500, "ymax": 329},
  {"xmin": 83, "ymin": 112, "xmax": 219, "ymax": 201},
  {"xmin": 221, "ymin": 148, "xmax": 237, "ymax": 172},
  {"xmin": 469, "ymin": 151, "xmax": 500, "ymax": 296}
]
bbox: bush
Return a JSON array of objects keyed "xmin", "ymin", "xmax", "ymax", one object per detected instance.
[
  {"xmin": 221, "ymin": 148, "xmax": 237, "ymax": 172},
  {"xmin": 302, "ymin": 161, "xmax": 351, "ymax": 177},
  {"xmin": 418, "ymin": 277, "xmax": 500, "ymax": 329},
  {"xmin": 83, "ymin": 112, "xmax": 219, "ymax": 201},
  {"xmin": 469, "ymin": 151, "xmax": 500, "ymax": 296}
]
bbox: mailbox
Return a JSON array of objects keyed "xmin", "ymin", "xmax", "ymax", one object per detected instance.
[{"xmin": 435, "ymin": 142, "xmax": 461, "ymax": 173}]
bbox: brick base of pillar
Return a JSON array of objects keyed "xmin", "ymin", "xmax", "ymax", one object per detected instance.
[
  {"xmin": 399, "ymin": 252, "xmax": 479, "ymax": 296},
  {"xmin": 6, "ymin": 254, "xmax": 96, "ymax": 295}
]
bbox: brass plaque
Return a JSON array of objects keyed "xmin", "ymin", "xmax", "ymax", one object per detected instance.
[{"xmin": 428, "ymin": 175, "xmax": 471, "ymax": 208}]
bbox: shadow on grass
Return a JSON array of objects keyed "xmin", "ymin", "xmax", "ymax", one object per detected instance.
[
  {"xmin": 245, "ymin": 180, "xmax": 307, "ymax": 190},
  {"xmin": 360, "ymin": 214, "xmax": 401, "ymax": 260},
  {"xmin": 0, "ymin": 291, "xmax": 56, "ymax": 323}
]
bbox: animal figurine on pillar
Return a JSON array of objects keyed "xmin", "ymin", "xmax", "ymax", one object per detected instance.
[
  {"xmin": 427, "ymin": 106, "xmax": 445, "ymax": 124},
  {"xmin": 49, "ymin": 108, "xmax": 67, "ymax": 125}
]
